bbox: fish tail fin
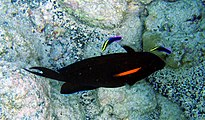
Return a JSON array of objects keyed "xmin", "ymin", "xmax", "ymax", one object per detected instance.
[{"xmin": 24, "ymin": 67, "xmax": 64, "ymax": 81}]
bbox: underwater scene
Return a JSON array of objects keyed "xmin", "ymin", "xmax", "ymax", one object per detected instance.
[{"xmin": 0, "ymin": 0, "xmax": 204, "ymax": 119}]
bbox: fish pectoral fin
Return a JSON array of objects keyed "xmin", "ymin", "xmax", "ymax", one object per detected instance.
[
  {"xmin": 122, "ymin": 46, "xmax": 135, "ymax": 53},
  {"xmin": 60, "ymin": 82, "xmax": 97, "ymax": 94}
]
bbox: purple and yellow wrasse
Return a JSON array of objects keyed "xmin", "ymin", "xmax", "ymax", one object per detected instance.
[
  {"xmin": 102, "ymin": 36, "xmax": 122, "ymax": 51},
  {"xmin": 150, "ymin": 46, "xmax": 172, "ymax": 54},
  {"xmin": 24, "ymin": 46, "xmax": 165, "ymax": 94}
]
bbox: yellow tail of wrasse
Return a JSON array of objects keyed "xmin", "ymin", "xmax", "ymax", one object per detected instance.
[
  {"xmin": 101, "ymin": 40, "xmax": 109, "ymax": 52},
  {"xmin": 150, "ymin": 46, "xmax": 159, "ymax": 52}
]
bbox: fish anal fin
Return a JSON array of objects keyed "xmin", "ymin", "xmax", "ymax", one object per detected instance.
[{"xmin": 60, "ymin": 82, "xmax": 97, "ymax": 94}]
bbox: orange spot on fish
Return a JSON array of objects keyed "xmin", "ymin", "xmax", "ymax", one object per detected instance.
[{"xmin": 114, "ymin": 67, "xmax": 141, "ymax": 77}]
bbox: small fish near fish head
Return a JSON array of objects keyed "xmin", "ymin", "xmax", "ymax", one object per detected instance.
[
  {"xmin": 101, "ymin": 35, "xmax": 122, "ymax": 51},
  {"xmin": 150, "ymin": 46, "xmax": 172, "ymax": 55}
]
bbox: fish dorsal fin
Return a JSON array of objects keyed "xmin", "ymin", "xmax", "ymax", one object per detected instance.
[{"xmin": 122, "ymin": 46, "xmax": 135, "ymax": 53}]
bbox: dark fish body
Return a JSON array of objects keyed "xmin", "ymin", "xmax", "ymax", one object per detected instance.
[{"xmin": 25, "ymin": 47, "xmax": 165, "ymax": 94}]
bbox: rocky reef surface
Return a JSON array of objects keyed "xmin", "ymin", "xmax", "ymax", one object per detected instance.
[
  {"xmin": 0, "ymin": 0, "xmax": 204, "ymax": 119},
  {"xmin": 144, "ymin": 0, "xmax": 205, "ymax": 119}
]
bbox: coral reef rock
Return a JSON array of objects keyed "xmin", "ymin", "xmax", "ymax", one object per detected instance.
[
  {"xmin": 0, "ymin": 61, "xmax": 84, "ymax": 119},
  {"xmin": 149, "ymin": 61, "xmax": 205, "ymax": 119}
]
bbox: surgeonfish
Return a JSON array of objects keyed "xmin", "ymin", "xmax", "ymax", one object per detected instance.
[
  {"xmin": 150, "ymin": 46, "xmax": 172, "ymax": 54},
  {"xmin": 101, "ymin": 36, "xmax": 122, "ymax": 51},
  {"xmin": 24, "ymin": 46, "xmax": 165, "ymax": 94}
]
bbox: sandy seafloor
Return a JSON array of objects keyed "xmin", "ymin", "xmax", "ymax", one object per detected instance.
[{"xmin": 0, "ymin": 0, "xmax": 204, "ymax": 120}]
